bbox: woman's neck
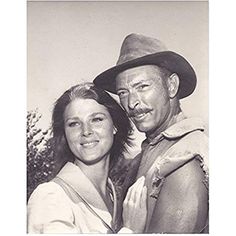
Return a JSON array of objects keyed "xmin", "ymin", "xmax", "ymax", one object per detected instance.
[
  {"xmin": 74, "ymin": 155, "xmax": 114, "ymax": 215},
  {"xmin": 74, "ymin": 155, "xmax": 110, "ymax": 196}
]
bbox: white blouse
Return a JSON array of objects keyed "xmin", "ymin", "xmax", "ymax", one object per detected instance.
[{"xmin": 27, "ymin": 162, "xmax": 132, "ymax": 234}]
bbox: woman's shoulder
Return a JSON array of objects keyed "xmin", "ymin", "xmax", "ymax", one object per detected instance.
[
  {"xmin": 27, "ymin": 181, "xmax": 77, "ymax": 233},
  {"xmin": 28, "ymin": 181, "xmax": 69, "ymax": 206}
]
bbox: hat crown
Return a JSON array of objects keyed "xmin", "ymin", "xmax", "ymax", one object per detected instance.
[
  {"xmin": 94, "ymin": 33, "xmax": 197, "ymax": 99},
  {"xmin": 117, "ymin": 33, "xmax": 167, "ymax": 65}
]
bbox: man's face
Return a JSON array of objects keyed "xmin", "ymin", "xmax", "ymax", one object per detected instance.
[{"xmin": 116, "ymin": 65, "xmax": 171, "ymax": 134}]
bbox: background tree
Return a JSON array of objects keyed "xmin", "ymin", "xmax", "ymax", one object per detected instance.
[{"xmin": 27, "ymin": 109, "xmax": 55, "ymax": 201}]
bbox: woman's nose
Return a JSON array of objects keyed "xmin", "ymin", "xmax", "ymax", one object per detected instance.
[{"xmin": 81, "ymin": 123, "xmax": 93, "ymax": 136}]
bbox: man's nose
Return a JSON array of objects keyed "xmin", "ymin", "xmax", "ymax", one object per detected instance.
[
  {"xmin": 81, "ymin": 123, "xmax": 93, "ymax": 136},
  {"xmin": 128, "ymin": 92, "xmax": 139, "ymax": 110}
]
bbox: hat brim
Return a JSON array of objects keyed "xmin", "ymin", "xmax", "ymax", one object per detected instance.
[{"xmin": 94, "ymin": 51, "xmax": 197, "ymax": 99}]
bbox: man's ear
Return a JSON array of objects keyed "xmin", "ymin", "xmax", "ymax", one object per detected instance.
[{"xmin": 167, "ymin": 73, "xmax": 180, "ymax": 98}]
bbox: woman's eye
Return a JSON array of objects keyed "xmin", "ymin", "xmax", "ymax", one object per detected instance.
[
  {"xmin": 117, "ymin": 91, "xmax": 127, "ymax": 97},
  {"xmin": 68, "ymin": 122, "xmax": 80, "ymax": 127}
]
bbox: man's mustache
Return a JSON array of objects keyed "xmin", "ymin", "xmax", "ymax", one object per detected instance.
[{"xmin": 128, "ymin": 108, "xmax": 152, "ymax": 118}]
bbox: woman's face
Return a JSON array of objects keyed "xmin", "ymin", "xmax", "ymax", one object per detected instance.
[{"xmin": 64, "ymin": 98, "xmax": 115, "ymax": 165}]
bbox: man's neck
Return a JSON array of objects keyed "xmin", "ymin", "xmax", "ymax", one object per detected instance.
[{"xmin": 146, "ymin": 106, "xmax": 183, "ymax": 140}]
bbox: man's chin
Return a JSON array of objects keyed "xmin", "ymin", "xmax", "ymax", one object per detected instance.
[{"xmin": 135, "ymin": 122, "xmax": 152, "ymax": 133}]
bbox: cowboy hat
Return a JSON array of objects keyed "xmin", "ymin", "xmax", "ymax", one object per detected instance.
[{"xmin": 93, "ymin": 33, "xmax": 197, "ymax": 99}]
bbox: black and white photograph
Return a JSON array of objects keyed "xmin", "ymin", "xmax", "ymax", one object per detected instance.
[{"xmin": 26, "ymin": 0, "xmax": 209, "ymax": 233}]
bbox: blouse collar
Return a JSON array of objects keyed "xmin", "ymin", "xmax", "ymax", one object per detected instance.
[{"xmin": 56, "ymin": 162, "xmax": 117, "ymax": 216}]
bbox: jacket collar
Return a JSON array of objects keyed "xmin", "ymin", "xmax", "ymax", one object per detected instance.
[
  {"xmin": 143, "ymin": 113, "xmax": 205, "ymax": 146},
  {"xmin": 162, "ymin": 116, "xmax": 205, "ymax": 139}
]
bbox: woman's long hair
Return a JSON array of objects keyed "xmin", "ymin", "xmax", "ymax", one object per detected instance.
[{"xmin": 52, "ymin": 82, "xmax": 133, "ymax": 170}]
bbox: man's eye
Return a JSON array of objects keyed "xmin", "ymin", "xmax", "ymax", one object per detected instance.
[
  {"xmin": 137, "ymin": 84, "xmax": 149, "ymax": 90},
  {"xmin": 92, "ymin": 117, "xmax": 104, "ymax": 122},
  {"xmin": 68, "ymin": 122, "xmax": 80, "ymax": 127}
]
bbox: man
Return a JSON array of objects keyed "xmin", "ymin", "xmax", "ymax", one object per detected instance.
[{"xmin": 94, "ymin": 33, "xmax": 208, "ymax": 233}]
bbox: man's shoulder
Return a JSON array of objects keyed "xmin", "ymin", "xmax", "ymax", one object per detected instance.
[
  {"xmin": 149, "ymin": 158, "xmax": 209, "ymax": 233},
  {"xmin": 159, "ymin": 158, "xmax": 208, "ymax": 205},
  {"xmin": 162, "ymin": 115, "xmax": 207, "ymax": 139},
  {"xmin": 161, "ymin": 129, "xmax": 209, "ymax": 181},
  {"xmin": 167, "ymin": 158, "xmax": 206, "ymax": 187},
  {"xmin": 174, "ymin": 129, "xmax": 208, "ymax": 162},
  {"xmin": 176, "ymin": 129, "xmax": 208, "ymax": 149},
  {"xmin": 181, "ymin": 128, "xmax": 208, "ymax": 139}
]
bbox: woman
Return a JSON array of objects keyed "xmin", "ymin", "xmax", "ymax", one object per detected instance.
[{"xmin": 27, "ymin": 83, "xmax": 147, "ymax": 233}]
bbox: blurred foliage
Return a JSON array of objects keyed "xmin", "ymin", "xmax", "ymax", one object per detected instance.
[
  {"xmin": 109, "ymin": 155, "xmax": 140, "ymax": 202},
  {"xmin": 109, "ymin": 158, "xmax": 131, "ymax": 200},
  {"xmin": 27, "ymin": 109, "xmax": 55, "ymax": 201}
]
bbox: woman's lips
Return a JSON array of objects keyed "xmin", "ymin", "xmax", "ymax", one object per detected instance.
[{"xmin": 80, "ymin": 141, "xmax": 99, "ymax": 148}]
